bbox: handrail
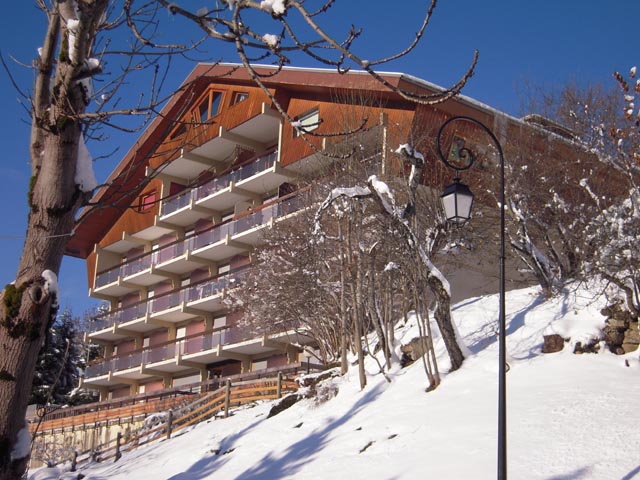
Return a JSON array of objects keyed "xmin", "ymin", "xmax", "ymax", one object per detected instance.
[
  {"xmin": 99, "ymin": 374, "xmax": 299, "ymax": 462},
  {"xmin": 36, "ymin": 369, "xmax": 317, "ymax": 469},
  {"xmin": 34, "ymin": 363, "xmax": 318, "ymax": 424}
]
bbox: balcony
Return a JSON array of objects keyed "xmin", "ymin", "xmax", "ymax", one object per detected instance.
[
  {"xmin": 84, "ymin": 326, "xmax": 237, "ymax": 382},
  {"xmin": 90, "ymin": 269, "xmax": 246, "ymax": 342},
  {"xmin": 84, "ymin": 321, "xmax": 316, "ymax": 384},
  {"xmin": 154, "ymin": 237, "xmax": 207, "ymax": 276},
  {"xmin": 159, "ymin": 151, "xmax": 293, "ymax": 227},
  {"xmin": 88, "ymin": 302, "xmax": 153, "ymax": 342},
  {"xmin": 93, "ymin": 266, "xmax": 138, "ymax": 297},
  {"xmin": 191, "ymin": 193, "xmax": 304, "ymax": 261},
  {"xmin": 185, "ymin": 268, "xmax": 247, "ymax": 312},
  {"xmin": 93, "ymin": 252, "xmax": 169, "ymax": 296},
  {"xmin": 159, "ymin": 101, "xmax": 281, "ymax": 182},
  {"xmin": 148, "ymin": 268, "xmax": 247, "ymax": 323},
  {"xmin": 92, "ymin": 193, "xmax": 307, "ymax": 310},
  {"xmin": 93, "ymin": 193, "xmax": 306, "ymax": 300}
]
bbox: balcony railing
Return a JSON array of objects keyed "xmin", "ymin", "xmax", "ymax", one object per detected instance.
[
  {"xmin": 149, "ymin": 288, "xmax": 186, "ymax": 315},
  {"xmin": 95, "ymin": 267, "xmax": 120, "ymax": 289},
  {"xmin": 122, "ymin": 254, "xmax": 154, "ymax": 279},
  {"xmin": 85, "ymin": 359, "xmax": 114, "ymax": 378},
  {"xmin": 85, "ymin": 325, "xmax": 244, "ymax": 379},
  {"xmin": 156, "ymin": 237, "xmax": 192, "ymax": 265},
  {"xmin": 94, "ymin": 192, "xmax": 304, "ymax": 294},
  {"xmin": 195, "ymin": 151, "xmax": 277, "ymax": 203},
  {"xmin": 192, "ymin": 220, "xmax": 233, "ymax": 251},
  {"xmin": 186, "ymin": 269, "xmax": 247, "ymax": 304},
  {"xmin": 161, "ymin": 188, "xmax": 193, "ymax": 217},
  {"xmin": 161, "ymin": 150, "xmax": 277, "ymax": 217},
  {"xmin": 88, "ymin": 268, "xmax": 247, "ymax": 334},
  {"xmin": 87, "ymin": 301, "xmax": 149, "ymax": 334},
  {"xmin": 114, "ymin": 351, "xmax": 144, "ymax": 372}
]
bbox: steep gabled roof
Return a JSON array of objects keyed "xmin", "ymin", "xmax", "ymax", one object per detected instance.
[{"xmin": 64, "ymin": 64, "xmax": 495, "ymax": 258}]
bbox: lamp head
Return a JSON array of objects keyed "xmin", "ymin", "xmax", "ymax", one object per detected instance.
[{"xmin": 440, "ymin": 178, "xmax": 474, "ymax": 225}]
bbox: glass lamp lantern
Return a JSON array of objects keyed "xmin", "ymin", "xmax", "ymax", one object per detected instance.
[{"xmin": 440, "ymin": 178, "xmax": 474, "ymax": 224}]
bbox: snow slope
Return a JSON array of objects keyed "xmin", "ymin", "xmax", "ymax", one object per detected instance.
[{"xmin": 30, "ymin": 285, "xmax": 640, "ymax": 480}]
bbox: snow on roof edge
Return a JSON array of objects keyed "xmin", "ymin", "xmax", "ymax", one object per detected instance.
[{"xmin": 195, "ymin": 63, "xmax": 585, "ymax": 149}]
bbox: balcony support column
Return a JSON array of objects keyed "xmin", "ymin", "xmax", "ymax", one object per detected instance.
[
  {"xmin": 129, "ymin": 381, "xmax": 140, "ymax": 396},
  {"xmin": 167, "ymin": 326, "xmax": 177, "ymax": 341},
  {"xmin": 134, "ymin": 335, "xmax": 144, "ymax": 350},
  {"xmin": 98, "ymin": 387, "xmax": 109, "ymax": 403},
  {"xmin": 241, "ymin": 357, "xmax": 251, "ymax": 373}
]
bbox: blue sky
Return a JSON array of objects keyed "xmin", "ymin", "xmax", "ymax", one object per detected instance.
[{"xmin": 0, "ymin": 0, "xmax": 636, "ymax": 316}]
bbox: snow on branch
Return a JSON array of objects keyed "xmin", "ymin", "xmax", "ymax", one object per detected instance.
[
  {"xmin": 75, "ymin": 134, "xmax": 98, "ymax": 193},
  {"xmin": 395, "ymin": 144, "xmax": 425, "ymax": 162},
  {"xmin": 312, "ymin": 186, "xmax": 372, "ymax": 237}
]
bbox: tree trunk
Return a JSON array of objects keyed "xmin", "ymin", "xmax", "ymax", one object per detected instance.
[
  {"xmin": 427, "ymin": 274, "xmax": 464, "ymax": 371},
  {"xmin": 353, "ymin": 258, "xmax": 367, "ymax": 390},
  {"xmin": 339, "ymin": 222, "xmax": 349, "ymax": 375},
  {"xmin": 367, "ymin": 254, "xmax": 390, "ymax": 368},
  {"xmin": 0, "ymin": 121, "xmax": 85, "ymax": 479},
  {"xmin": 0, "ymin": 2, "xmax": 105, "ymax": 476}
]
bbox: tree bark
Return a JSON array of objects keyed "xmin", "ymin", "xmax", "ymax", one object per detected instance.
[{"xmin": 0, "ymin": 2, "xmax": 107, "ymax": 477}]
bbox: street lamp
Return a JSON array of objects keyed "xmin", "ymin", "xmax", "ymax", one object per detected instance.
[
  {"xmin": 440, "ymin": 178, "xmax": 474, "ymax": 225},
  {"xmin": 436, "ymin": 116, "xmax": 507, "ymax": 480}
]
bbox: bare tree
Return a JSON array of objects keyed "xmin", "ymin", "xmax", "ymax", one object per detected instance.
[
  {"xmin": 0, "ymin": 1, "xmax": 478, "ymax": 477},
  {"xmin": 581, "ymin": 68, "xmax": 640, "ymax": 318},
  {"xmin": 312, "ymin": 144, "xmax": 466, "ymax": 387},
  {"xmin": 505, "ymin": 71, "xmax": 638, "ymax": 298}
]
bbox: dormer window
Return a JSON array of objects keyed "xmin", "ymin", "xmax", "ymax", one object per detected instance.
[
  {"xmin": 232, "ymin": 92, "xmax": 249, "ymax": 104},
  {"xmin": 195, "ymin": 90, "xmax": 223, "ymax": 123},
  {"xmin": 294, "ymin": 108, "xmax": 320, "ymax": 137}
]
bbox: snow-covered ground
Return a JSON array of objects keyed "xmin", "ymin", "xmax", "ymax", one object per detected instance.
[{"xmin": 30, "ymin": 285, "xmax": 640, "ymax": 480}]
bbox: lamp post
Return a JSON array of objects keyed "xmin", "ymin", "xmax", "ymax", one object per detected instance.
[{"xmin": 436, "ymin": 116, "xmax": 507, "ymax": 480}]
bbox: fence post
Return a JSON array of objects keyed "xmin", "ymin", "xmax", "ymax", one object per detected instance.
[
  {"xmin": 115, "ymin": 432, "xmax": 122, "ymax": 462},
  {"xmin": 224, "ymin": 379, "xmax": 231, "ymax": 418},
  {"xmin": 277, "ymin": 371, "xmax": 282, "ymax": 399},
  {"xmin": 166, "ymin": 410, "xmax": 173, "ymax": 440},
  {"xmin": 70, "ymin": 450, "xmax": 78, "ymax": 472}
]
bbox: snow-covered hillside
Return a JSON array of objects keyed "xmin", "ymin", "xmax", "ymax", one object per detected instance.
[{"xmin": 30, "ymin": 285, "xmax": 640, "ymax": 480}]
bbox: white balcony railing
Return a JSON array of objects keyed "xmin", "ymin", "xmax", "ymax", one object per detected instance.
[
  {"xmin": 161, "ymin": 151, "xmax": 277, "ymax": 217},
  {"xmin": 84, "ymin": 324, "xmax": 255, "ymax": 379},
  {"xmin": 94, "ymin": 192, "xmax": 303, "ymax": 292}
]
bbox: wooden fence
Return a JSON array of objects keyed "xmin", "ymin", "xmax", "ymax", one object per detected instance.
[{"xmin": 43, "ymin": 372, "xmax": 300, "ymax": 470}]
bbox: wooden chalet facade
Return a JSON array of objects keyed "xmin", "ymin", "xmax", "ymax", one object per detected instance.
[{"xmin": 67, "ymin": 64, "xmax": 581, "ymax": 400}]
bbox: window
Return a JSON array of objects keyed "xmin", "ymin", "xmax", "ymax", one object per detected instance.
[
  {"xmin": 176, "ymin": 327, "xmax": 186, "ymax": 339},
  {"xmin": 138, "ymin": 191, "xmax": 156, "ymax": 212},
  {"xmin": 252, "ymin": 359, "xmax": 268, "ymax": 371},
  {"xmin": 232, "ymin": 92, "xmax": 249, "ymax": 104},
  {"xmin": 294, "ymin": 108, "xmax": 320, "ymax": 137},
  {"xmin": 213, "ymin": 315, "xmax": 227, "ymax": 328},
  {"xmin": 195, "ymin": 90, "xmax": 223, "ymax": 123}
]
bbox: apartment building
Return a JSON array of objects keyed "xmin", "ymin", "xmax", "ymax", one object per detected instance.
[{"xmin": 66, "ymin": 64, "xmax": 578, "ymax": 400}]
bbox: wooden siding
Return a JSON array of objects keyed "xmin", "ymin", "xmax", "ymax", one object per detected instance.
[{"xmin": 97, "ymin": 178, "xmax": 162, "ymax": 249}]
